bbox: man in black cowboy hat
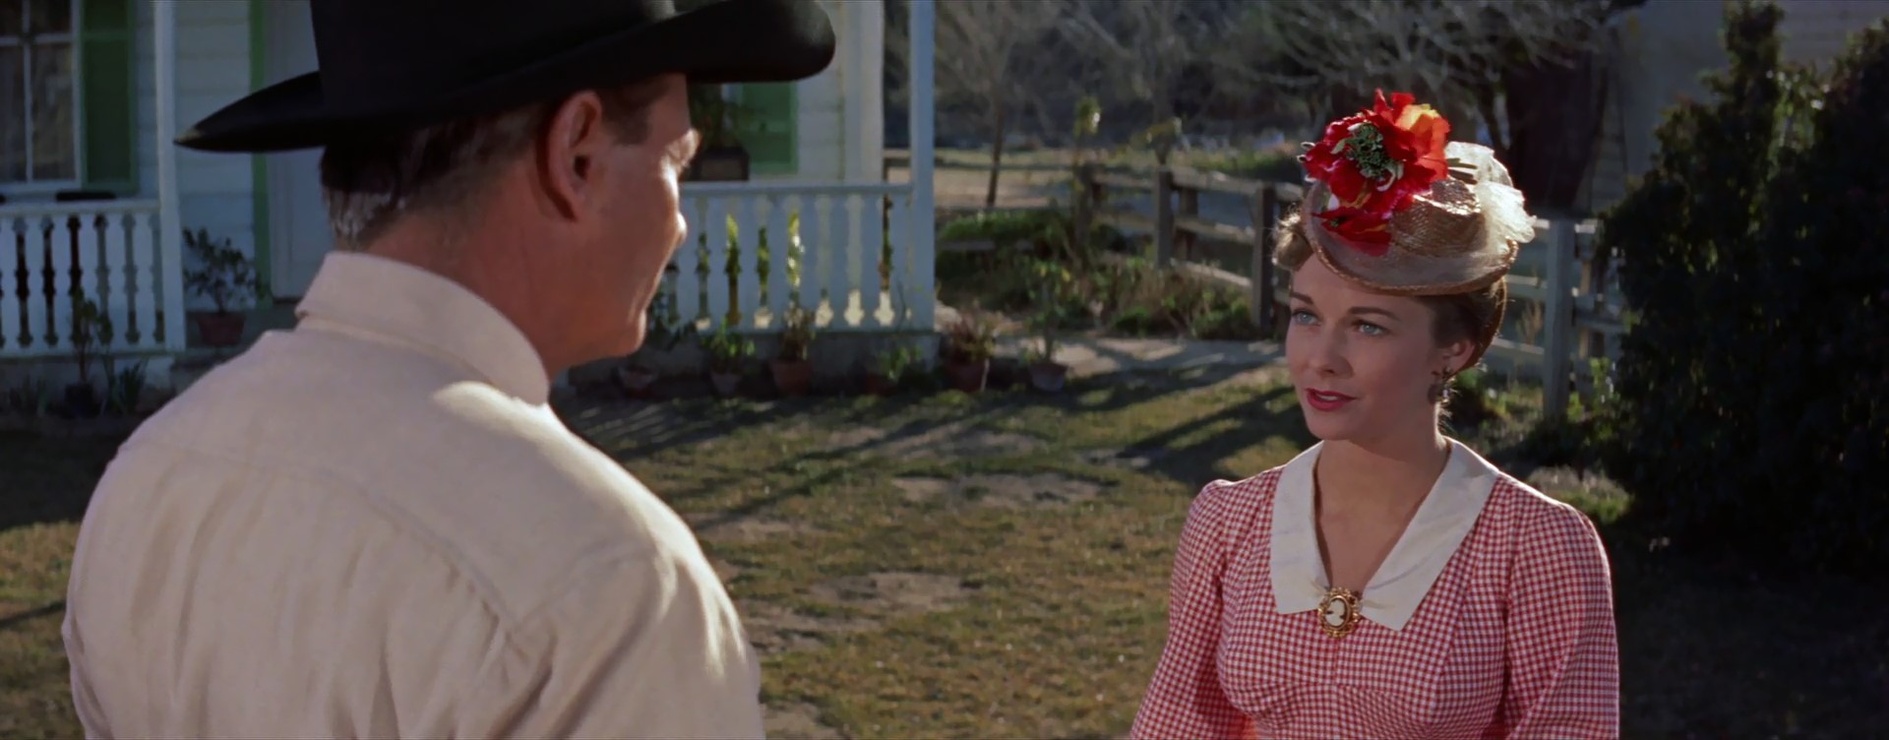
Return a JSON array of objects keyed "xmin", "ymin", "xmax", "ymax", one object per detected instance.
[{"xmin": 61, "ymin": 1, "xmax": 835, "ymax": 737}]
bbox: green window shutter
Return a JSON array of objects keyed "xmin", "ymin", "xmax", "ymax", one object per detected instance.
[
  {"xmin": 78, "ymin": 0, "xmax": 136, "ymax": 194},
  {"xmin": 736, "ymin": 82, "xmax": 796, "ymax": 176}
]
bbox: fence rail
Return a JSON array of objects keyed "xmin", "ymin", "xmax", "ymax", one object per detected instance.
[{"xmin": 1074, "ymin": 165, "xmax": 1625, "ymax": 415}]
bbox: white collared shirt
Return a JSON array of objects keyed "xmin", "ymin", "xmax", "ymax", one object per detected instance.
[{"xmin": 63, "ymin": 252, "xmax": 763, "ymax": 739}]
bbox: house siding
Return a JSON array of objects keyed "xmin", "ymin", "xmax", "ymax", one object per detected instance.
[
  {"xmin": 129, "ymin": 1, "xmax": 881, "ymax": 244},
  {"xmin": 1583, "ymin": 0, "xmax": 1889, "ymax": 213},
  {"xmin": 133, "ymin": 0, "xmax": 257, "ymax": 310},
  {"xmin": 751, "ymin": 0, "xmax": 847, "ymax": 182},
  {"xmin": 762, "ymin": 0, "xmax": 883, "ymax": 182}
]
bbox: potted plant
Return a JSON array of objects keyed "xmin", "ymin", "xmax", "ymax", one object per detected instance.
[
  {"xmin": 702, "ymin": 322, "xmax": 754, "ymax": 397},
  {"xmin": 769, "ymin": 304, "xmax": 817, "ymax": 397},
  {"xmin": 1026, "ymin": 264, "xmax": 1074, "ymax": 393},
  {"xmin": 1025, "ymin": 338, "xmax": 1068, "ymax": 393},
  {"xmin": 182, "ymin": 228, "xmax": 265, "ymax": 347},
  {"xmin": 684, "ymin": 84, "xmax": 751, "ymax": 182},
  {"xmin": 63, "ymin": 289, "xmax": 110, "ymax": 418},
  {"xmin": 941, "ymin": 309, "xmax": 998, "ymax": 394},
  {"xmin": 865, "ymin": 344, "xmax": 920, "ymax": 396}
]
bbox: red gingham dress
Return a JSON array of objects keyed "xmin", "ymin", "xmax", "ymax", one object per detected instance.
[{"xmin": 1130, "ymin": 445, "xmax": 1620, "ymax": 739}]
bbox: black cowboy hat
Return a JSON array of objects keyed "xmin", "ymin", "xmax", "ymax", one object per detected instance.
[{"xmin": 177, "ymin": 0, "xmax": 836, "ymax": 153}]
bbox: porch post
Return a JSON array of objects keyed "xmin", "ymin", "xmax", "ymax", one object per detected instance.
[
  {"xmin": 155, "ymin": 0, "xmax": 187, "ymax": 353},
  {"xmin": 906, "ymin": 0, "xmax": 935, "ymax": 330}
]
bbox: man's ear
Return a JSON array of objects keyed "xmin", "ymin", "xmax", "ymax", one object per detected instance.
[{"xmin": 536, "ymin": 91, "xmax": 611, "ymax": 221}]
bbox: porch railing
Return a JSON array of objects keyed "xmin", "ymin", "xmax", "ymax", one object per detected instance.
[
  {"xmin": 2, "ymin": 200, "xmax": 177, "ymax": 360},
  {"xmin": 669, "ymin": 181, "xmax": 935, "ymax": 334}
]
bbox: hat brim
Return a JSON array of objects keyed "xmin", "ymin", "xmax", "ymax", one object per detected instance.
[{"xmin": 176, "ymin": 0, "xmax": 836, "ymax": 153}]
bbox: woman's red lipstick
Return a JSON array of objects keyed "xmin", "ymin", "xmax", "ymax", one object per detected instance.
[{"xmin": 1303, "ymin": 388, "xmax": 1355, "ymax": 412}]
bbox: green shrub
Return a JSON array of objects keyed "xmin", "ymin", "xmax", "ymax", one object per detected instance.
[
  {"xmin": 1598, "ymin": 0, "xmax": 1888, "ymax": 573},
  {"xmin": 1745, "ymin": 12, "xmax": 1889, "ymax": 569}
]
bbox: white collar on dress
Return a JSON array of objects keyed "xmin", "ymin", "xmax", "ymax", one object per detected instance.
[{"xmin": 1268, "ymin": 438, "xmax": 1500, "ymax": 631}]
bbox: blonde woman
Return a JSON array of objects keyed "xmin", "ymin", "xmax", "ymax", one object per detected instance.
[{"xmin": 1130, "ymin": 93, "xmax": 1619, "ymax": 739}]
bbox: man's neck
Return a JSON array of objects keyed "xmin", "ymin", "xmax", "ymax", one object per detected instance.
[{"xmin": 363, "ymin": 224, "xmax": 568, "ymax": 384}]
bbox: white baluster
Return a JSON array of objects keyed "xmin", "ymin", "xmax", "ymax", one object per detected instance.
[
  {"xmin": 885, "ymin": 190, "xmax": 912, "ymax": 329},
  {"xmin": 702, "ymin": 196, "xmax": 731, "ymax": 329},
  {"xmin": 797, "ymin": 194, "xmax": 824, "ymax": 324},
  {"xmin": 1, "ymin": 216, "xmax": 20, "ymax": 354},
  {"xmin": 823, "ymin": 193, "xmax": 847, "ymax": 327},
  {"xmin": 100, "ymin": 213, "xmax": 133, "ymax": 352},
  {"xmin": 842, "ymin": 194, "xmax": 866, "ymax": 328},
  {"xmin": 766, "ymin": 194, "xmax": 793, "ymax": 325},
  {"xmin": 862, "ymin": 191, "xmax": 888, "ymax": 329},
  {"xmin": 735, "ymin": 196, "xmax": 761, "ymax": 330},
  {"xmin": 132, "ymin": 212, "xmax": 160, "ymax": 350},
  {"xmin": 45, "ymin": 216, "xmax": 72, "ymax": 352},
  {"xmin": 674, "ymin": 195, "xmax": 704, "ymax": 330},
  {"xmin": 74, "ymin": 212, "xmax": 103, "ymax": 352}
]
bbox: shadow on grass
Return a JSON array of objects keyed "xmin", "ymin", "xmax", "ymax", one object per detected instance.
[
  {"xmin": 570, "ymin": 362, "xmax": 1272, "ymax": 462},
  {"xmin": 565, "ymin": 365, "xmax": 1293, "ymax": 529},
  {"xmin": 1100, "ymin": 384, "xmax": 1305, "ymax": 492},
  {"xmin": 0, "ymin": 431, "xmax": 126, "ymax": 534},
  {"xmin": 0, "ymin": 600, "xmax": 65, "ymax": 630}
]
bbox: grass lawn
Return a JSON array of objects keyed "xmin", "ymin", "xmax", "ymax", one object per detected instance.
[{"xmin": 4, "ymin": 369, "xmax": 1886, "ymax": 738}]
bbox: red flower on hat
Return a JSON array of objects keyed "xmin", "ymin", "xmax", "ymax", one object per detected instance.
[{"xmin": 1299, "ymin": 90, "xmax": 1452, "ymax": 255}]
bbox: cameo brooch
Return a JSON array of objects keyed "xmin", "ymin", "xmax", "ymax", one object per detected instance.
[{"xmin": 1317, "ymin": 587, "xmax": 1362, "ymax": 639}]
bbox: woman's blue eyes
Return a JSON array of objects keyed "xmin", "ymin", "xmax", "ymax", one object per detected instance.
[{"xmin": 1290, "ymin": 309, "xmax": 1387, "ymax": 336}]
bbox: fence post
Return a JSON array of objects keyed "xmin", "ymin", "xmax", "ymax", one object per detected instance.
[
  {"xmin": 1541, "ymin": 218, "xmax": 1578, "ymax": 417},
  {"xmin": 1072, "ymin": 164, "xmax": 1094, "ymax": 259},
  {"xmin": 1251, "ymin": 185, "xmax": 1278, "ymax": 335},
  {"xmin": 1176, "ymin": 182, "xmax": 1198, "ymax": 261},
  {"xmin": 1154, "ymin": 168, "xmax": 1175, "ymax": 268}
]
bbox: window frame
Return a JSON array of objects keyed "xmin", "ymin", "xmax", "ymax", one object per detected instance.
[
  {"xmin": 732, "ymin": 81, "xmax": 798, "ymax": 177},
  {"xmin": 0, "ymin": 0, "xmax": 86, "ymax": 194}
]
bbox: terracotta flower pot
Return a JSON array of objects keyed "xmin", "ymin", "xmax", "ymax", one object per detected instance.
[
  {"xmin": 1028, "ymin": 361, "xmax": 1069, "ymax": 393},
  {"xmin": 770, "ymin": 358, "xmax": 813, "ymax": 397},
  {"xmin": 944, "ymin": 359, "xmax": 989, "ymax": 394},
  {"xmin": 617, "ymin": 366, "xmax": 658, "ymax": 399},
  {"xmin": 864, "ymin": 372, "xmax": 897, "ymax": 396},
  {"xmin": 194, "ymin": 312, "xmax": 246, "ymax": 347},
  {"xmin": 709, "ymin": 371, "xmax": 742, "ymax": 397}
]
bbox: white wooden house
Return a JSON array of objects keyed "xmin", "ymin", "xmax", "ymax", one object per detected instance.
[
  {"xmin": 1580, "ymin": 0, "xmax": 1889, "ymax": 212},
  {"xmin": 1, "ymin": 0, "xmax": 937, "ymax": 386}
]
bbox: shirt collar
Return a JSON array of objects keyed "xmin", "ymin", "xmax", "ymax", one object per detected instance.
[
  {"xmin": 294, "ymin": 252, "xmax": 551, "ymax": 405},
  {"xmin": 1268, "ymin": 438, "xmax": 1499, "ymax": 631}
]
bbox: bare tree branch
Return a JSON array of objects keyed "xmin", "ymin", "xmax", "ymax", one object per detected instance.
[
  {"xmin": 1058, "ymin": 0, "xmax": 1221, "ymax": 126},
  {"xmin": 895, "ymin": 0, "xmax": 1067, "ymax": 205},
  {"xmin": 1205, "ymin": 0, "xmax": 1613, "ymax": 128}
]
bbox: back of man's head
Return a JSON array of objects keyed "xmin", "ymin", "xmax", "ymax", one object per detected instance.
[{"xmin": 319, "ymin": 79, "xmax": 669, "ymax": 251}]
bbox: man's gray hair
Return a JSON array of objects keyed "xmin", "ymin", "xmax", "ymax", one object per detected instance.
[{"xmin": 318, "ymin": 79, "xmax": 671, "ymax": 249}]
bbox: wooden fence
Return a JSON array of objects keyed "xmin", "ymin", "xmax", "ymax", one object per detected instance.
[{"xmin": 1073, "ymin": 165, "xmax": 1627, "ymax": 415}]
